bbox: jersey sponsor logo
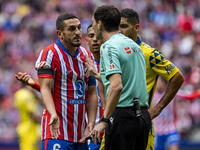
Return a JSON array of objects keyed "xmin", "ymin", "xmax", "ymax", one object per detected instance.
[
  {"xmin": 108, "ymin": 48, "xmax": 113, "ymax": 64},
  {"xmin": 165, "ymin": 64, "xmax": 175, "ymax": 74},
  {"xmin": 101, "ymin": 50, "xmax": 103, "ymax": 55},
  {"xmin": 69, "ymin": 99, "xmax": 87, "ymax": 104},
  {"xmin": 110, "ymin": 65, "xmax": 115, "ymax": 69},
  {"xmin": 101, "ymin": 56, "xmax": 106, "ymax": 72},
  {"xmin": 124, "ymin": 47, "xmax": 131, "ymax": 54},
  {"xmin": 75, "ymin": 80, "xmax": 85, "ymax": 97},
  {"xmin": 131, "ymin": 47, "xmax": 142, "ymax": 53}
]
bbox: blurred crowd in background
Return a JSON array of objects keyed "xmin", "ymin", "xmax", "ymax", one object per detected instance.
[{"xmin": 0, "ymin": 0, "xmax": 200, "ymax": 148}]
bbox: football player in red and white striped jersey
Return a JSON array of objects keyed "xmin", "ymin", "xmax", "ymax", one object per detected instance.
[{"xmin": 35, "ymin": 13, "xmax": 98, "ymax": 150}]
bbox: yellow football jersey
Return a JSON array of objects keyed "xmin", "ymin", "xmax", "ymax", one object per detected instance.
[
  {"xmin": 14, "ymin": 88, "xmax": 41, "ymax": 150},
  {"xmin": 137, "ymin": 37, "xmax": 179, "ymax": 109},
  {"xmin": 136, "ymin": 37, "xmax": 179, "ymax": 150}
]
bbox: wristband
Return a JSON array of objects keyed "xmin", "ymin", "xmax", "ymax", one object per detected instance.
[
  {"xmin": 100, "ymin": 115, "xmax": 110, "ymax": 123},
  {"xmin": 32, "ymin": 81, "xmax": 40, "ymax": 92}
]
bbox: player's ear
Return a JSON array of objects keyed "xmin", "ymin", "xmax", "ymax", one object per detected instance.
[
  {"xmin": 56, "ymin": 30, "xmax": 63, "ymax": 40},
  {"xmin": 134, "ymin": 24, "xmax": 140, "ymax": 32}
]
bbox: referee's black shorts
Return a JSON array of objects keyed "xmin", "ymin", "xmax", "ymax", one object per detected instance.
[{"xmin": 105, "ymin": 106, "xmax": 151, "ymax": 150}]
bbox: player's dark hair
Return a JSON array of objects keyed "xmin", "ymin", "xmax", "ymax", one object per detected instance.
[
  {"xmin": 56, "ymin": 13, "xmax": 78, "ymax": 31},
  {"xmin": 120, "ymin": 8, "xmax": 139, "ymax": 25},
  {"xmin": 93, "ymin": 5, "xmax": 120, "ymax": 32},
  {"xmin": 87, "ymin": 24, "xmax": 93, "ymax": 32}
]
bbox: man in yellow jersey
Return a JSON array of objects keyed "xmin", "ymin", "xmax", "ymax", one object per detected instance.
[
  {"xmin": 14, "ymin": 85, "xmax": 41, "ymax": 150},
  {"xmin": 98, "ymin": 8, "xmax": 184, "ymax": 150}
]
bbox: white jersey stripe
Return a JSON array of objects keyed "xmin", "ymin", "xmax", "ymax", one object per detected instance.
[
  {"xmin": 54, "ymin": 44, "xmax": 69, "ymax": 140},
  {"xmin": 44, "ymin": 116, "xmax": 47, "ymax": 139},
  {"xmin": 78, "ymin": 48, "xmax": 87, "ymax": 138},
  {"xmin": 46, "ymin": 49, "xmax": 54, "ymax": 65},
  {"xmin": 67, "ymin": 54, "xmax": 78, "ymax": 142},
  {"xmin": 35, "ymin": 50, "xmax": 43, "ymax": 68},
  {"xmin": 41, "ymin": 116, "xmax": 43, "ymax": 140}
]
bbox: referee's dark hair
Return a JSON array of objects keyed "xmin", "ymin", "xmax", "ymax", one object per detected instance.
[
  {"xmin": 120, "ymin": 8, "xmax": 139, "ymax": 25},
  {"xmin": 56, "ymin": 13, "xmax": 78, "ymax": 31},
  {"xmin": 93, "ymin": 5, "xmax": 121, "ymax": 32}
]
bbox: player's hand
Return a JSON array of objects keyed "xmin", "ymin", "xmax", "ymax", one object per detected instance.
[
  {"xmin": 85, "ymin": 55, "xmax": 102, "ymax": 82},
  {"xmin": 79, "ymin": 122, "xmax": 94, "ymax": 142},
  {"xmin": 15, "ymin": 72, "xmax": 35, "ymax": 86},
  {"xmin": 148, "ymin": 106, "xmax": 162, "ymax": 120},
  {"xmin": 85, "ymin": 55, "xmax": 98, "ymax": 77},
  {"xmin": 84, "ymin": 122, "xmax": 107, "ymax": 145},
  {"xmin": 92, "ymin": 122, "xmax": 107, "ymax": 145},
  {"xmin": 49, "ymin": 114, "xmax": 60, "ymax": 139}
]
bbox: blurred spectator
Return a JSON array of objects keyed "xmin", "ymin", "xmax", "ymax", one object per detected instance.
[{"xmin": 14, "ymin": 86, "xmax": 42, "ymax": 150}]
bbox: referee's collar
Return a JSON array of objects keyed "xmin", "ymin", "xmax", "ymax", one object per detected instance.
[
  {"xmin": 56, "ymin": 40, "xmax": 79, "ymax": 57},
  {"xmin": 136, "ymin": 36, "xmax": 142, "ymax": 46}
]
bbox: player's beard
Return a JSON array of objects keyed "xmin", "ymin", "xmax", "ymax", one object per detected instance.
[{"xmin": 63, "ymin": 33, "xmax": 82, "ymax": 47}]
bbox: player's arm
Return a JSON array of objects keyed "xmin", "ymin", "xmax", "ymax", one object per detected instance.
[
  {"xmin": 89, "ymin": 73, "xmax": 122, "ymax": 144},
  {"xmin": 80, "ymin": 76, "xmax": 98, "ymax": 141},
  {"xmin": 149, "ymin": 71, "xmax": 184, "ymax": 119},
  {"xmin": 98, "ymin": 80, "xmax": 106, "ymax": 111},
  {"xmin": 103, "ymin": 73, "xmax": 122, "ymax": 119},
  {"xmin": 86, "ymin": 85, "xmax": 98, "ymax": 128},
  {"xmin": 39, "ymin": 76, "xmax": 60, "ymax": 139},
  {"xmin": 15, "ymin": 72, "xmax": 40, "ymax": 92}
]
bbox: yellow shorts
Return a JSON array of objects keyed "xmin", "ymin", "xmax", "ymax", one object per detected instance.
[
  {"xmin": 100, "ymin": 133, "xmax": 105, "ymax": 150},
  {"xmin": 146, "ymin": 133, "xmax": 154, "ymax": 150}
]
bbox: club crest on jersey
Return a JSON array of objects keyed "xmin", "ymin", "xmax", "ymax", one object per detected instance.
[{"xmin": 75, "ymin": 80, "xmax": 85, "ymax": 98}]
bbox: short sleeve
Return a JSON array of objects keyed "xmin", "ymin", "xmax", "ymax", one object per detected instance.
[
  {"xmin": 35, "ymin": 49, "xmax": 55, "ymax": 78},
  {"xmin": 88, "ymin": 76, "xmax": 96, "ymax": 86},
  {"xmin": 149, "ymin": 50, "xmax": 179, "ymax": 81},
  {"xmin": 101, "ymin": 46, "xmax": 122, "ymax": 79}
]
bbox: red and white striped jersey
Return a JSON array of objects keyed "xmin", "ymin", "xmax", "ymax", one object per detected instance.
[
  {"xmin": 153, "ymin": 90, "xmax": 177, "ymax": 135},
  {"xmin": 35, "ymin": 40, "xmax": 95, "ymax": 142}
]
